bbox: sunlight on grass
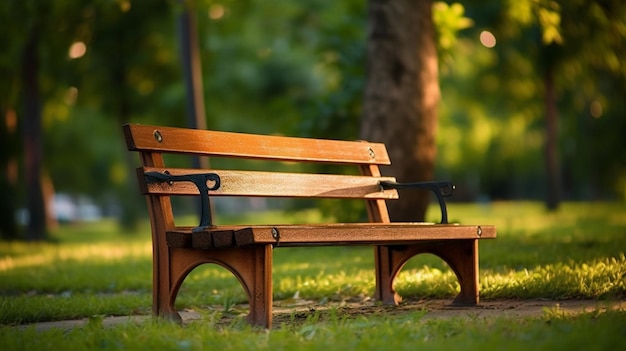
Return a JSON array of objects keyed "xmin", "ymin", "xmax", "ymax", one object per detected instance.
[
  {"xmin": 2, "ymin": 307, "xmax": 625, "ymax": 350},
  {"xmin": 0, "ymin": 242, "xmax": 150, "ymax": 272},
  {"xmin": 481, "ymin": 254, "xmax": 626, "ymax": 299},
  {"xmin": 443, "ymin": 201, "xmax": 626, "ymax": 234},
  {"xmin": 0, "ymin": 293, "xmax": 150, "ymax": 325},
  {"xmin": 275, "ymin": 270, "xmax": 375, "ymax": 302},
  {"xmin": 396, "ymin": 267, "xmax": 458, "ymax": 298},
  {"xmin": 0, "ymin": 201, "xmax": 624, "ymax": 327}
]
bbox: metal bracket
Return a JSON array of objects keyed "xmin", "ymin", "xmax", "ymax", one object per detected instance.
[
  {"xmin": 271, "ymin": 227, "xmax": 280, "ymax": 246},
  {"xmin": 145, "ymin": 171, "xmax": 221, "ymax": 230},
  {"xmin": 380, "ymin": 180, "xmax": 455, "ymax": 224}
]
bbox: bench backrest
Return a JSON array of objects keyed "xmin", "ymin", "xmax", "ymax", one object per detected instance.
[{"xmin": 124, "ymin": 124, "xmax": 397, "ymax": 226}]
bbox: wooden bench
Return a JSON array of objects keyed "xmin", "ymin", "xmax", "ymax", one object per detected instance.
[{"xmin": 123, "ymin": 123, "xmax": 496, "ymax": 328}]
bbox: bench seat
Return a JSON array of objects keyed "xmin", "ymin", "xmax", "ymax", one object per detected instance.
[{"xmin": 166, "ymin": 223, "xmax": 496, "ymax": 249}]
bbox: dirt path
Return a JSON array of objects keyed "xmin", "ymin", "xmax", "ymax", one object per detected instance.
[
  {"xmin": 271, "ymin": 298, "xmax": 626, "ymax": 324},
  {"xmin": 16, "ymin": 299, "xmax": 626, "ymax": 332}
]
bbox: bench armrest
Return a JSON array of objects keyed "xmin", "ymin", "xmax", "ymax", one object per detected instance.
[
  {"xmin": 144, "ymin": 171, "xmax": 221, "ymax": 230},
  {"xmin": 379, "ymin": 180, "xmax": 455, "ymax": 224}
]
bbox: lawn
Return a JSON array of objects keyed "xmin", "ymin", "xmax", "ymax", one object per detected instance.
[{"xmin": 1, "ymin": 201, "xmax": 625, "ymax": 350}]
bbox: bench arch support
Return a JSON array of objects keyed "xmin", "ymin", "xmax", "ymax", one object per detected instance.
[
  {"xmin": 374, "ymin": 239, "xmax": 479, "ymax": 305},
  {"xmin": 156, "ymin": 245, "xmax": 273, "ymax": 327}
]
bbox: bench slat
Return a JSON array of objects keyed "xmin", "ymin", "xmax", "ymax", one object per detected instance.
[
  {"xmin": 124, "ymin": 124, "xmax": 391, "ymax": 165},
  {"xmin": 139, "ymin": 167, "xmax": 400, "ymax": 199},
  {"xmin": 235, "ymin": 224, "xmax": 496, "ymax": 246},
  {"xmin": 166, "ymin": 224, "xmax": 496, "ymax": 249}
]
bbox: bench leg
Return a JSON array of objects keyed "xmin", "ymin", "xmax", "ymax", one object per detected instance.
[
  {"xmin": 374, "ymin": 239, "xmax": 479, "ymax": 305},
  {"xmin": 374, "ymin": 245, "xmax": 403, "ymax": 305},
  {"xmin": 430, "ymin": 240, "xmax": 479, "ymax": 305},
  {"xmin": 238, "ymin": 245, "xmax": 273, "ymax": 327},
  {"xmin": 154, "ymin": 245, "xmax": 273, "ymax": 328}
]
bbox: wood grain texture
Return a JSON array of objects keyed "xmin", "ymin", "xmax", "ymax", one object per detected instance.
[
  {"xmin": 166, "ymin": 224, "xmax": 496, "ymax": 249},
  {"xmin": 124, "ymin": 124, "xmax": 390, "ymax": 165},
  {"xmin": 139, "ymin": 167, "xmax": 399, "ymax": 199},
  {"xmin": 235, "ymin": 223, "xmax": 495, "ymax": 246}
]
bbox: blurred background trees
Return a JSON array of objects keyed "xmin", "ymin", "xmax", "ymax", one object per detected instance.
[{"xmin": 1, "ymin": 0, "xmax": 624, "ymax": 240}]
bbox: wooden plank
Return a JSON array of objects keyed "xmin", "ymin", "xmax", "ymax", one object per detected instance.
[
  {"xmin": 360, "ymin": 164, "xmax": 391, "ymax": 223},
  {"xmin": 169, "ymin": 223, "xmax": 496, "ymax": 249},
  {"xmin": 166, "ymin": 232, "xmax": 192, "ymax": 248},
  {"xmin": 211, "ymin": 230, "xmax": 236, "ymax": 248},
  {"xmin": 234, "ymin": 224, "xmax": 497, "ymax": 247},
  {"xmin": 167, "ymin": 228, "xmax": 242, "ymax": 248},
  {"xmin": 190, "ymin": 231, "xmax": 213, "ymax": 249},
  {"xmin": 139, "ymin": 167, "xmax": 399, "ymax": 199},
  {"xmin": 124, "ymin": 124, "xmax": 391, "ymax": 165}
]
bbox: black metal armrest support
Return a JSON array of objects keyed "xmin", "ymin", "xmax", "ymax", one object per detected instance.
[
  {"xmin": 379, "ymin": 180, "xmax": 455, "ymax": 224},
  {"xmin": 144, "ymin": 171, "xmax": 221, "ymax": 231}
]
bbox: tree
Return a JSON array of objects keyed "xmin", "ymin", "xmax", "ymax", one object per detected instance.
[
  {"xmin": 489, "ymin": 0, "xmax": 626, "ymax": 208},
  {"xmin": 0, "ymin": 108, "xmax": 19, "ymax": 239},
  {"xmin": 361, "ymin": 0, "xmax": 440, "ymax": 222},
  {"xmin": 0, "ymin": 1, "xmax": 182, "ymax": 238},
  {"xmin": 178, "ymin": 0, "xmax": 207, "ymax": 134},
  {"xmin": 6, "ymin": 0, "xmax": 92, "ymax": 240},
  {"xmin": 21, "ymin": 22, "xmax": 46, "ymax": 240}
]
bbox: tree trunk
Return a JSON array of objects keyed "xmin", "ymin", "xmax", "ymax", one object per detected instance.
[
  {"xmin": 361, "ymin": 0, "xmax": 440, "ymax": 222},
  {"xmin": 0, "ymin": 109, "xmax": 19, "ymax": 239},
  {"xmin": 544, "ymin": 66, "xmax": 560, "ymax": 210},
  {"xmin": 178, "ymin": 0, "xmax": 209, "ymax": 169},
  {"xmin": 178, "ymin": 1, "xmax": 207, "ymax": 133},
  {"xmin": 21, "ymin": 29, "xmax": 47, "ymax": 240},
  {"xmin": 112, "ymin": 34, "xmax": 143, "ymax": 231}
]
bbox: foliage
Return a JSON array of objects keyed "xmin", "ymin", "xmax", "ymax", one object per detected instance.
[
  {"xmin": 433, "ymin": 2, "xmax": 474, "ymax": 71},
  {"xmin": 448, "ymin": 0, "xmax": 626, "ymax": 201},
  {"xmin": 1, "ymin": 1, "xmax": 625, "ymax": 238}
]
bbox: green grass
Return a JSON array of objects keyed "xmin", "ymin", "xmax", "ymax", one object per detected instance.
[
  {"xmin": 2, "ymin": 307, "xmax": 625, "ymax": 350},
  {"xmin": 0, "ymin": 201, "xmax": 625, "ymax": 350}
]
